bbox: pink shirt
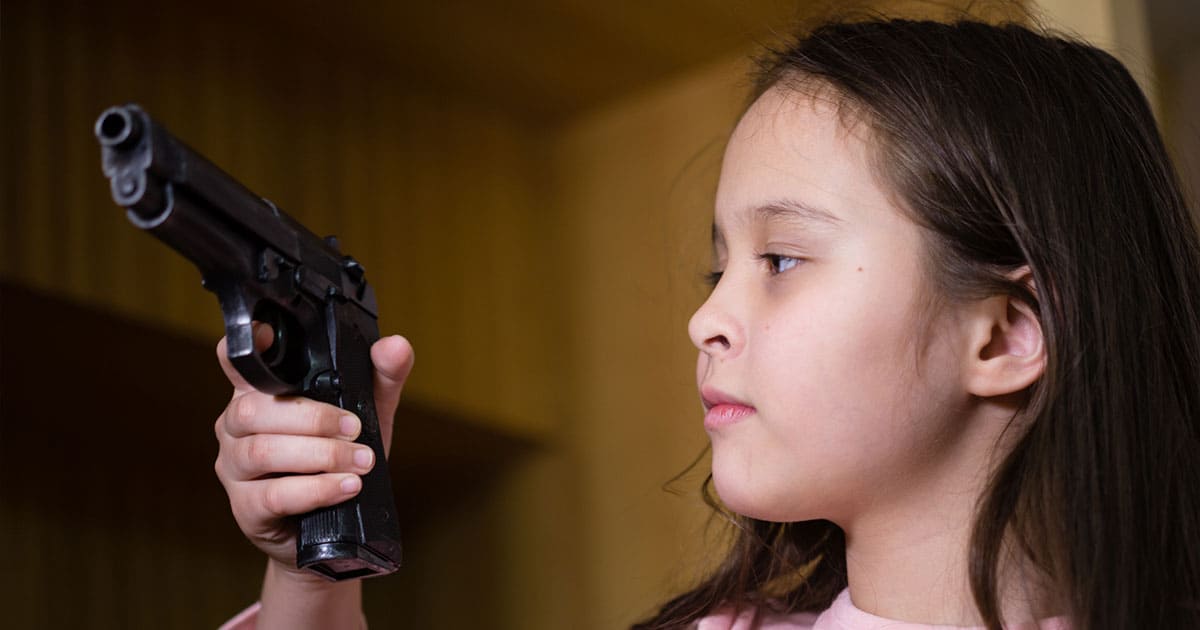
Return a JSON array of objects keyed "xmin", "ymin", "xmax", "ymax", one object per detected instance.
[
  {"xmin": 220, "ymin": 588, "xmax": 1071, "ymax": 629},
  {"xmin": 697, "ymin": 588, "xmax": 1070, "ymax": 630}
]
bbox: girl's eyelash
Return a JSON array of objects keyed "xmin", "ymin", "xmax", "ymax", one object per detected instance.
[
  {"xmin": 702, "ymin": 254, "xmax": 802, "ymax": 289},
  {"xmin": 703, "ymin": 270, "xmax": 724, "ymax": 289},
  {"xmin": 757, "ymin": 252, "xmax": 804, "ymax": 275}
]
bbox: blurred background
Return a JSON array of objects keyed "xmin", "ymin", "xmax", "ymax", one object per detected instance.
[{"xmin": 1, "ymin": 0, "xmax": 1196, "ymax": 628}]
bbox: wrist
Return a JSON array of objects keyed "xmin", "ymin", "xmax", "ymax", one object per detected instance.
[
  {"xmin": 259, "ymin": 559, "xmax": 365, "ymax": 630},
  {"xmin": 265, "ymin": 558, "xmax": 341, "ymax": 591}
]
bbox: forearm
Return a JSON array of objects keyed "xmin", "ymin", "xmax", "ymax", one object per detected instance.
[{"xmin": 256, "ymin": 559, "xmax": 368, "ymax": 630}]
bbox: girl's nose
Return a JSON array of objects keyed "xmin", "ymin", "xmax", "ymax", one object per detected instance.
[{"xmin": 688, "ymin": 289, "xmax": 744, "ymax": 359}]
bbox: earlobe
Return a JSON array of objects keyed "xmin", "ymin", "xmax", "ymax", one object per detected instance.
[{"xmin": 965, "ymin": 290, "xmax": 1046, "ymax": 398}]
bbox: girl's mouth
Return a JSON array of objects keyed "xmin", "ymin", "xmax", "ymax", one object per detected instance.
[
  {"xmin": 704, "ymin": 403, "xmax": 755, "ymax": 429},
  {"xmin": 700, "ymin": 386, "xmax": 755, "ymax": 429}
]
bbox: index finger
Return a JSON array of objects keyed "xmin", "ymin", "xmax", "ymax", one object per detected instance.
[{"xmin": 215, "ymin": 322, "xmax": 276, "ymax": 394}]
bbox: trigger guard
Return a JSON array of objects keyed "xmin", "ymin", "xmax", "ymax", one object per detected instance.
[
  {"xmin": 226, "ymin": 320, "xmax": 295, "ymax": 395},
  {"xmin": 213, "ymin": 282, "xmax": 314, "ymax": 396}
]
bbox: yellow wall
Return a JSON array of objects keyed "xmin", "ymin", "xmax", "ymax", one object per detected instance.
[
  {"xmin": 0, "ymin": 0, "xmax": 562, "ymax": 440},
  {"xmin": 1032, "ymin": 0, "xmax": 1158, "ymax": 113},
  {"xmin": 1161, "ymin": 40, "xmax": 1200, "ymax": 211},
  {"xmin": 550, "ymin": 55, "xmax": 753, "ymax": 625},
  {"xmin": 3, "ymin": 0, "xmax": 748, "ymax": 626},
  {"xmin": 3, "ymin": 1, "xmax": 578, "ymax": 627}
]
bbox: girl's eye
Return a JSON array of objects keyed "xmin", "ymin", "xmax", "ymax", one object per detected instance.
[{"xmin": 759, "ymin": 253, "xmax": 803, "ymax": 275}]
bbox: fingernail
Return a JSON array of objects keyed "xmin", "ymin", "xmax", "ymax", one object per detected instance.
[
  {"xmin": 340, "ymin": 476, "xmax": 361, "ymax": 493},
  {"xmin": 340, "ymin": 415, "xmax": 360, "ymax": 437},
  {"xmin": 354, "ymin": 447, "xmax": 374, "ymax": 468}
]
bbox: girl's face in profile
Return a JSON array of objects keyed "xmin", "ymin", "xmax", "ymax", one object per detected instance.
[{"xmin": 690, "ymin": 87, "xmax": 974, "ymax": 525}]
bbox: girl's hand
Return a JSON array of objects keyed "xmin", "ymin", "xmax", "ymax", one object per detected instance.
[{"xmin": 212, "ymin": 323, "xmax": 414, "ymax": 582}]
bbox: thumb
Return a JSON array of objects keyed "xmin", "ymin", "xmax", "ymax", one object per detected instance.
[
  {"xmin": 369, "ymin": 335, "xmax": 414, "ymax": 459},
  {"xmin": 215, "ymin": 322, "xmax": 276, "ymax": 394}
]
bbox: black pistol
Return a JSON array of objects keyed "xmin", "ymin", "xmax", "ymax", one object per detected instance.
[{"xmin": 95, "ymin": 104, "xmax": 401, "ymax": 581}]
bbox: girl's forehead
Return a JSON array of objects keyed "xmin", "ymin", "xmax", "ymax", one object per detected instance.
[
  {"xmin": 715, "ymin": 87, "xmax": 889, "ymax": 232},
  {"xmin": 734, "ymin": 85, "xmax": 873, "ymax": 153}
]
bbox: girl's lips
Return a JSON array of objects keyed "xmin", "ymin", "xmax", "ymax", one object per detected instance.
[
  {"xmin": 700, "ymin": 386, "xmax": 754, "ymax": 429},
  {"xmin": 700, "ymin": 385, "xmax": 749, "ymax": 409},
  {"xmin": 704, "ymin": 403, "xmax": 755, "ymax": 430}
]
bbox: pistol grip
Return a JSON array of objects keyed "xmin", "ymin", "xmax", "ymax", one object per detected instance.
[
  {"xmin": 294, "ymin": 307, "xmax": 402, "ymax": 581},
  {"xmin": 296, "ymin": 382, "xmax": 401, "ymax": 580}
]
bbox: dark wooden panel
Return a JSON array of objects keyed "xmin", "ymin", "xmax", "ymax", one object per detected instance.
[{"xmin": 0, "ymin": 280, "xmax": 536, "ymax": 628}]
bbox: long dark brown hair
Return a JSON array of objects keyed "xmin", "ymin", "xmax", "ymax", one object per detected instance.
[{"xmin": 636, "ymin": 15, "xmax": 1200, "ymax": 630}]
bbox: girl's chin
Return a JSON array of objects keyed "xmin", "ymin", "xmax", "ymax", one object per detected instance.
[{"xmin": 712, "ymin": 473, "xmax": 805, "ymax": 523}]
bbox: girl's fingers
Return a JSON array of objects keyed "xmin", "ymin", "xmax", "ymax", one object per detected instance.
[
  {"xmin": 216, "ymin": 335, "xmax": 252, "ymax": 392},
  {"xmin": 215, "ymin": 322, "xmax": 278, "ymax": 394},
  {"xmin": 236, "ymin": 473, "xmax": 364, "ymax": 520},
  {"xmin": 224, "ymin": 434, "xmax": 376, "ymax": 480},
  {"xmin": 220, "ymin": 392, "xmax": 361, "ymax": 441}
]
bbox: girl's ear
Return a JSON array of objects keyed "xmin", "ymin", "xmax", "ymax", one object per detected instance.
[{"xmin": 962, "ymin": 270, "xmax": 1046, "ymax": 398}]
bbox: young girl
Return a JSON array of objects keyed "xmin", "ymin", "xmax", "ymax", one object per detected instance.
[{"xmin": 213, "ymin": 15, "xmax": 1200, "ymax": 630}]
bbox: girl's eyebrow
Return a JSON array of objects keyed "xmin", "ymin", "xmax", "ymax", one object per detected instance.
[
  {"xmin": 753, "ymin": 198, "xmax": 843, "ymax": 228},
  {"xmin": 710, "ymin": 199, "xmax": 842, "ymax": 248}
]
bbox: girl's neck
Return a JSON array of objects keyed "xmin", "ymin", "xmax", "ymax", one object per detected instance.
[{"xmin": 839, "ymin": 402, "xmax": 1061, "ymax": 626}]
